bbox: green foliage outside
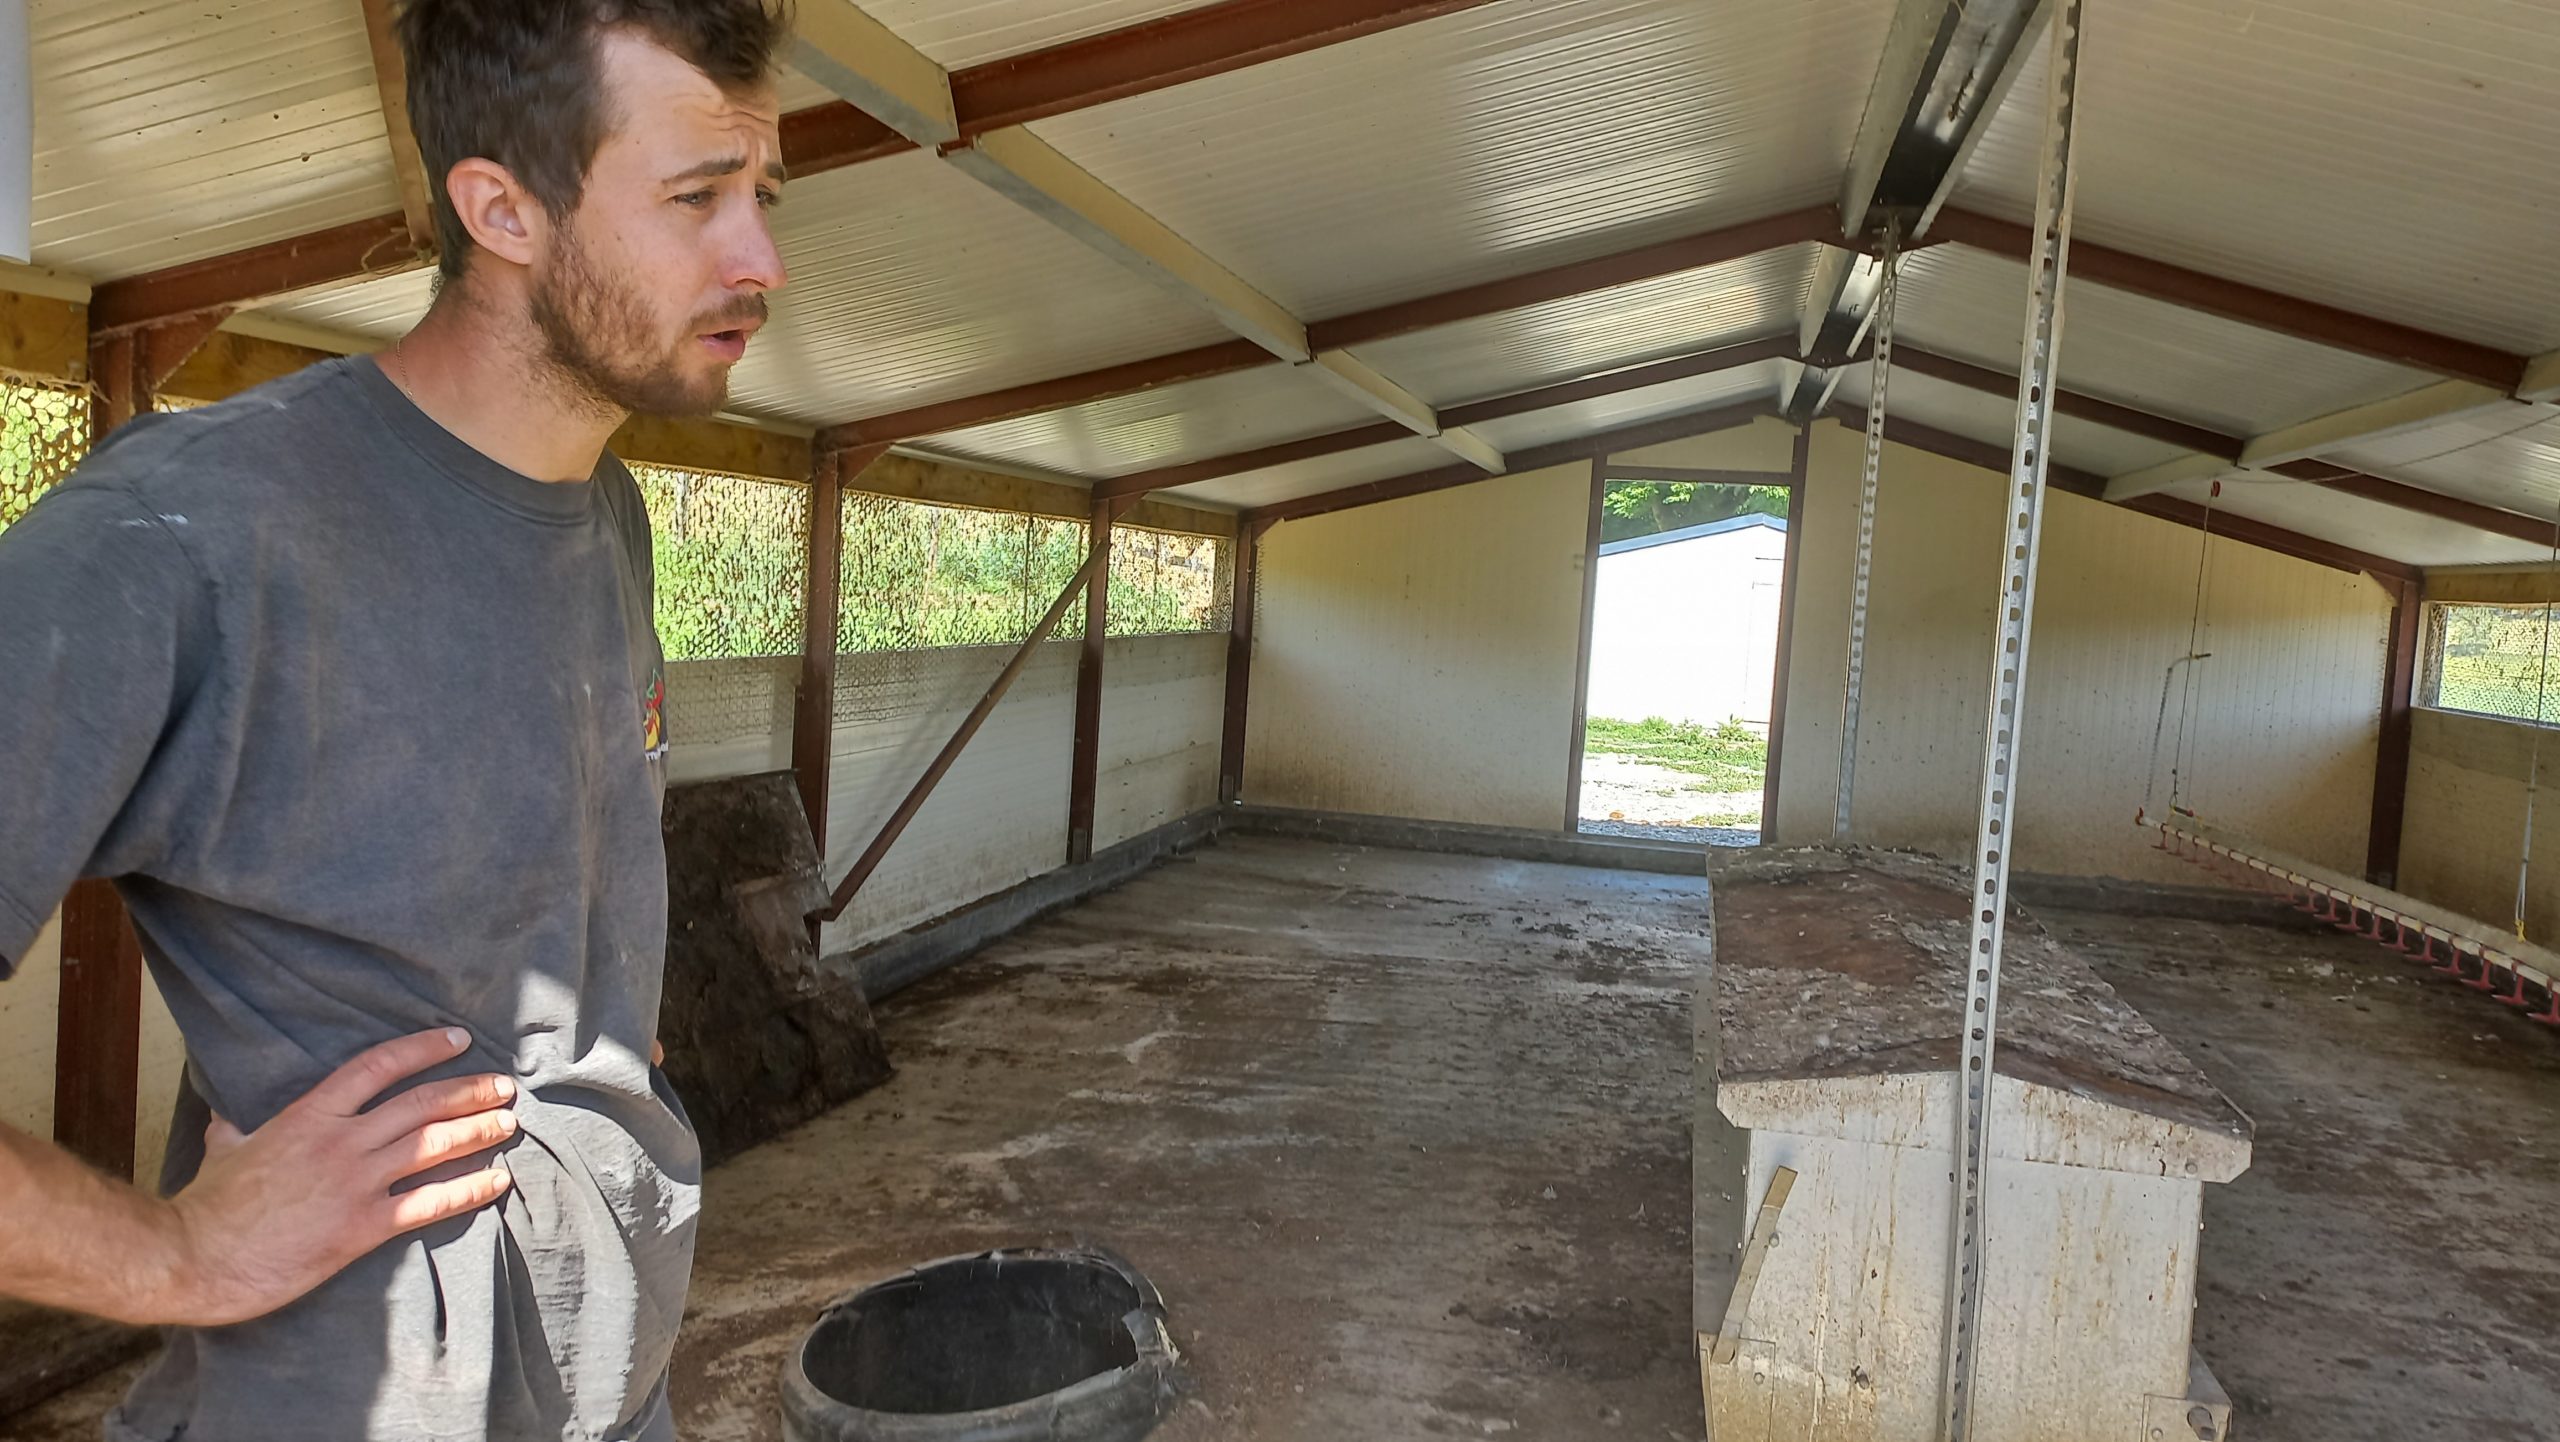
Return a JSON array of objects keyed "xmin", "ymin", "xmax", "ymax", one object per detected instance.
[
  {"xmin": 0, "ymin": 377, "xmax": 91, "ymax": 537},
  {"xmin": 638, "ymin": 467, "xmax": 1229, "ymax": 663},
  {"xmin": 1586, "ymin": 716, "xmax": 1769, "ymax": 794},
  {"xmin": 2434, "ymin": 602, "xmax": 2560, "ymax": 725},
  {"xmin": 1600, "ymin": 477, "xmax": 1787, "ymax": 544}
]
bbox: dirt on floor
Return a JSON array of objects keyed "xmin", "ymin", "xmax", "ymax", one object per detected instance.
[
  {"xmin": 2038, "ymin": 898, "xmax": 2560, "ymax": 1442},
  {"xmin": 1577, "ymin": 754, "xmax": 1760, "ymax": 831}
]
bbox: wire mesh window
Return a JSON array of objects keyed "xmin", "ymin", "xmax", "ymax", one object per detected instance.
[
  {"xmin": 632, "ymin": 463, "xmax": 810, "ymax": 662},
  {"xmin": 2423, "ymin": 601, "xmax": 2560, "ymax": 726},
  {"xmin": 837, "ymin": 491, "xmax": 1094, "ymax": 651},
  {"xmin": 1109, "ymin": 526, "xmax": 1233, "ymax": 637},
  {"xmin": 0, "ymin": 375, "xmax": 92, "ymax": 536}
]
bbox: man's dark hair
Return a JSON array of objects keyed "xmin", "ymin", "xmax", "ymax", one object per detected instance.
[{"xmin": 398, "ymin": 0, "xmax": 791, "ymax": 281}]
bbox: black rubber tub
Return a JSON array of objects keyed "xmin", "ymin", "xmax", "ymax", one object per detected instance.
[{"xmin": 780, "ymin": 1247, "xmax": 1182, "ymax": 1442}]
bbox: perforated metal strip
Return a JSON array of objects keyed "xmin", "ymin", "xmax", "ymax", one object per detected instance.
[
  {"xmin": 1834, "ymin": 220, "xmax": 1901, "ymax": 840},
  {"xmin": 1940, "ymin": 0, "xmax": 2086, "ymax": 1437}
]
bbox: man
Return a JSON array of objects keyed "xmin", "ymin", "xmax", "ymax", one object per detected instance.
[{"xmin": 0, "ymin": 2, "xmax": 790, "ymax": 1436}]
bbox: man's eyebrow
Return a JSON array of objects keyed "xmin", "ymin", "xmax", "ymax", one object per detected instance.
[{"xmin": 663, "ymin": 155, "xmax": 790, "ymax": 185}]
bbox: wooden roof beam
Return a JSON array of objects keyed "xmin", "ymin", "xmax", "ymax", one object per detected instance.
[
  {"xmin": 356, "ymin": 0, "xmax": 436, "ymax": 253},
  {"xmin": 1933, "ymin": 207, "xmax": 2531, "ymax": 392},
  {"xmin": 796, "ymin": 0, "xmax": 1504, "ymax": 475},
  {"xmin": 1090, "ymin": 334, "xmax": 1802, "ymax": 502},
  {"xmin": 1245, "ymin": 398, "xmax": 1774, "ymax": 526}
]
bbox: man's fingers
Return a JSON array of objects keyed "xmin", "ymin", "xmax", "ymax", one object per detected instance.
[
  {"xmin": 383, "ymin": 1169, "xmax": 513, "ymax": 1235},
  {"xmin": 650, "ymin": 1038, "xmax": 664, "ymax": 1067},
  {"xmin": 301, "ymin": 1029, "xmax": 473, "ymax": 1117},
  {"xmin": 203, "ymin": 1114, "xmax": 246, "ymax": 1152},
  {"xmin": 367, "ymin": 1072, "xmax": 516, "ymax": 1148},
  {"xmin": 382, "ymin": 1112, "xmax": 520, "ymax": 1181}
]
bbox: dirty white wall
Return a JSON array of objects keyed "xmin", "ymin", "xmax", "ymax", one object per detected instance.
[
  {"xmin": 1774, "ymin": 420, "xmax": 2390, "ymax": 882},
  {"xmin": 666, "ymin": 634, "xmax": 1224, "ymax": 958},
  {"xmin": 2, "ymin": 917, "xmax": 195, "ymax": 1184},
  {"xmin": 1587, "ymin": 519, "xmax": 1787, "ymax": 731},
  {"xmin": 2399, "ymin": 708, "xmax": 2560, "ymax": 940},
  {"xmin": 1248, "ymin": 462, "xmax": 1594, "ymax": 830}
]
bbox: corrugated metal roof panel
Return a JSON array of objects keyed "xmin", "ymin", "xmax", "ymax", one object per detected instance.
[
  {"xmin": 1163, "ymin": 436, "xmax": 1454, "ymax": 510},
  {"xmin": 1837, "ymin": 364, "xmax": 2197, "ymax": 479},
  {"xmin": 1896, "ymin": 245, "xmax": 2438, "ymax": 439},
  {"xmin": 261, "ymin": 151, "xmax": 1240, "ymax": 429},
  {"xmin": 2332, "ymin": 410, "xmax": 2560, "ymax": 523},
  {"xmin": 1955, "ymin": 5, "xmax": 2560, "ymax": 355},
  {"xmin": 2156, "ymin": 476, "xmax": 2550, "ymax": 568},
  {"xmin": 253, "ymin": 264, "xmax": 434, "ymax": 341},
  {"xmin": 31, "ymin": 0, "xmax": 401, "ymax": 280},
  {"xmin": 1468, "ymin": 360, "xmax": 1788, "ymax": 454},
  {"xmin": 925, "ymin": 363, "xmax": 1381, "ymax": 479},
  {"xmin": 1031, "ymin": 0, "xmax": 1893, "ymax": 323},
  {"xmin": 1348, "ymin": 245, "xmax": 1815, "ymax": 406}
]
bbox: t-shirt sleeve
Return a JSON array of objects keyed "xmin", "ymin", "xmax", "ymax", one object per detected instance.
[{"xmin": 0, "ymin": 482, "xmax": 212, "ymax": 976}]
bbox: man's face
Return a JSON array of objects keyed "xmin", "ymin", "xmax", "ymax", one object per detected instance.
[{"xmin": 528, "ymin": 30, "xmax": 787, "ymax": 418}]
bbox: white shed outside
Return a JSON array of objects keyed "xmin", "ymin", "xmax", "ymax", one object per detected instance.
[{"xmin": 1586, "ymin": 514, "xmax": 1788, "ymax": 733}]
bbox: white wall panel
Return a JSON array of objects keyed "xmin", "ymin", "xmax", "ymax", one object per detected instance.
[
  {"xmin": 0, "ymin": 911, "xmax": 59, "ymax": 1137},
  {"xmin": 1772, "ymin": 421, "xmax": 2390, "ymax": 882},
  {"xmin": 2400, "ymin": 707, "xmax": 2560, "ymax": 943},
  {"xmin": 1248, "ymin": 462, "xmax": 1591, "ymax": 829},
  {"xmin": 1094, "ymin": 633, "xmax": 1226, "ymax": 851}
]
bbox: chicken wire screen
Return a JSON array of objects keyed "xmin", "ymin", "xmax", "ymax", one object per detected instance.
[
  {"xmin": 0, "ymin": 374, "xmax": 90, "ymax": 535},
  {"xmin": 2424, "ymin": 601, "xmax": 2560, "ymax": 727},
  {"xmin": 838, "ymin": 492, "xmax": 1094, "ymax": 651},
  {"xmin": 1109, "ymin": 526, "xmax": 1232, "ymax": 637},
  {"xmin": 633, "ymin": 462, "xmax": 810, "ymax": 662}
]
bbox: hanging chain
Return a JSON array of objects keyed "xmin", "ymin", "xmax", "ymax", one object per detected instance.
[
  {"xmin": 1941, "ymin": 0, "xmax": 2085, "ymax": 1436},
  {"xmin": 1835, "ymin": 217, "xmax": 1903, "ymax": 840},
  {"xmin": 2169, "ymin": 481, "xmax": 2220, "ymax": 816}
]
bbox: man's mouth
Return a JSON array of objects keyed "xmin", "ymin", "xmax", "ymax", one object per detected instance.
[{"xmin": 698, "ymin": 323, "xmax": 756, "ymax": 363}]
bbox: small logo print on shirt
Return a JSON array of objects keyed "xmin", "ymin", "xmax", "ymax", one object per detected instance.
[{"xmin": 642, "ymin": 666, "xmax": 667, "ymax": 758}]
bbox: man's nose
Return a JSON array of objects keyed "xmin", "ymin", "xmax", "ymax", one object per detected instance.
[{"xmin": 725, "ymin": 208, "xmax": 787, "ymax": 295}]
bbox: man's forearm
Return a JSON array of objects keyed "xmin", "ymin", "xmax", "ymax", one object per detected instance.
[{"xmin": 0, "ymin": 1123, "xmax": 194, "ymax": 1324}]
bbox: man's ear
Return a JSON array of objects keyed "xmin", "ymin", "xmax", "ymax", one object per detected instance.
[{"xmin": 443, "ymin": 158, "xmax": 547, "ymax": 269}]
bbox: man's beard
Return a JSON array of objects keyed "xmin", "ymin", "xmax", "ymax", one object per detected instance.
[{"xmin": 528, "ymin": 226, "xmax": 764, "ymax": 419}]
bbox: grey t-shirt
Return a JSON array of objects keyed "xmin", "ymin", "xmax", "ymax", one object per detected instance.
[{"xmin": 0, "ymin": 357, "xmax": 695, "ymax": 1441}]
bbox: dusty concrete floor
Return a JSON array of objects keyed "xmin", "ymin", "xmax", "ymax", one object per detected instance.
[
  {"xmin": 673, "ymin": 834, "xmax": 1711, "ymax": 1440},
  {"xmin": 2039, "ymin": 899, "xmax": 2560, "ymax": 1442},
  {"xmin": 20, "ymin": 845, "xmax": 2559, "ymax": 1441}
]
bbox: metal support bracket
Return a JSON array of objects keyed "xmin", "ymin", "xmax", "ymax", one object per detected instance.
[{"xmin": 1835, "ymin": 220, "xmax": 1902, "ymax": 840}]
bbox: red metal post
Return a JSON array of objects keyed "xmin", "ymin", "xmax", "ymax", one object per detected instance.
[
  {"xmin": 1218, "ymin": 520, "xmax": 1263, "ymax": 806},
  {"xmin": 1068, "ymin": 498, "xmax": 1116, "ymax": 863},
  {"xmin": 1563, "ymin": 460, "xmax": 1608, "ymax": 833},
  {"xmin": 792, "ymin": 449, "xmax": 859, "ymax": 849},
  {"xmin": 2369, "ymin": 577, "xmax": 2422, "ymax": 885},
  {"xmin": 1761, "ymin": 425, "xmax": 1814, "ymax": 843}
]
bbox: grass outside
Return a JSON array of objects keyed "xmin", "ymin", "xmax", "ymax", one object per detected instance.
[{"xmin": 1582, "ymin": 716, "xmax": 1769, "ymax": 828}]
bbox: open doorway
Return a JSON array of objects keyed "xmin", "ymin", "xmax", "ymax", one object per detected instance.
[{"xmin": 1574, "ymin": 473, "xmax": 1791, "ymax": 845}]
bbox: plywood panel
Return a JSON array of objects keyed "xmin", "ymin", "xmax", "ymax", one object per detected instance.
[
  {"xmin": 1249, "ymin": 462, "xmax": 1591, "ymax": 829},
  {"xmin": 1773, "ymin": 420, "xmax": 2388, "ymax": 881},
  {"xmin": 0, "ymin": 912, "xmax": 62, "ymax": 1137}
]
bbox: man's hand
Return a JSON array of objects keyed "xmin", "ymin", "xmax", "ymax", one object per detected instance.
[
  {"xmin": 651, "ymin": 1037, "xmax": 664, "ymax": 1067},
  {"xmin": 157, "ymin": 1027, "xmax": 519, "ymax": 1327}
]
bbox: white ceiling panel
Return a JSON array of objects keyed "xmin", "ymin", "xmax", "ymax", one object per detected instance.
[
  {"xmin": 861, "ymin": 0, "xmax": 1205, "ymax": 70},
  {"xmin": 31, "ymin": 0, "xmax": 401, "ymax": 280},
  {"xmin": 1032, "ymin": 0, "xmax": 1894, "ymax": 323},
  {"xmin": 1838, "ymin": 365, "xmax": 2197, "ymax": 480},
  {"xmin": 1897, "ymin": 245, "xmax": 2438, "ymax": 438},
  {"xmin": 1955, "ymin": 5, "xmax": 2560, "ymax": 356},
  {"xmin": 1468, "ymin": 360, "xmax": 1788, "ymax": 455},
  {"xmin": 2331, "ymin": 408, "xmax": 2560, "ymax": 524},
  {"xmin": 1349, "ymin": 245, "xmax": 1815, "ymax": 406},
  {"xmin": 1162, "ymin": 436, "xmax": 1454, "ymax": 511},
  {"xmin": 257, "ymin": 151, "xmax": 1239, "ymax": 430},
  {"xmin": 924, "ymin": 363, "xmax": 1382, "ymax": 480},
  {"xmin": 2156, "ymin": 476, "xmax": 2551, "ymax": 569}
]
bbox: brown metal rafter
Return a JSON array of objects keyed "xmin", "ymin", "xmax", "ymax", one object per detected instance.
[{"xmin": 1245, "ymin": 398, "xmax": 1776, "ymax": 526}]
